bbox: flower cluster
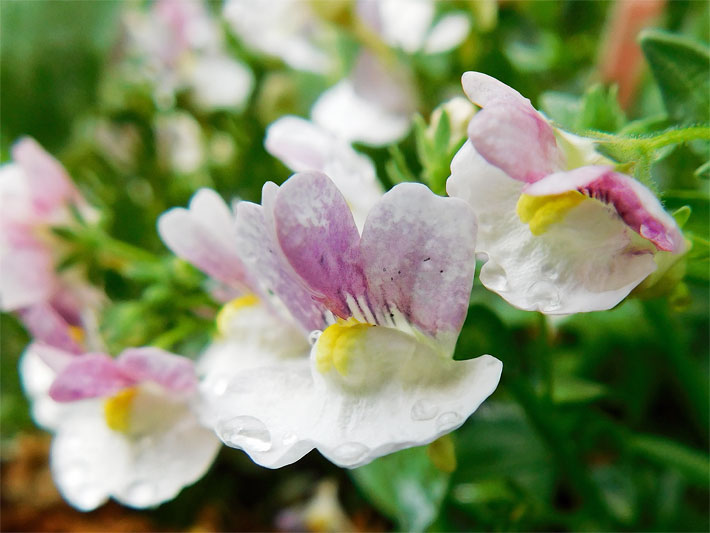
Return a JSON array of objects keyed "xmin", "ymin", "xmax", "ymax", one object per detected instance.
[{"xmin": 4, "ymin": 67, "xmax": 687, "ymax": 513}]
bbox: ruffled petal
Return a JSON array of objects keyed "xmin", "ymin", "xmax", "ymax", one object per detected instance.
[
  {"xmin": 158, "ymin": 188, "xmax": 249, "ymax": 287},
  {"xmin": 235, "ymin": 196, "xmax": 327, "ymax": 332},
  {"xmin": 273, "ymin": 172, "xmax": 366, "ymax": 319},
  {"xmin": 117, "ymin": 347, "xmax": 197, "ymax": 394},
  {"xmin": 212, "ymin": 327, "xmax": 502, "ymax": 468},
  {"xmin": 447, "ymin": 141, "xmax": 658, "ymax": 313},
  {"xmin": 523, "ymin": 166, "xmax": 685, "ymax": 253},
  {"xmin": 360, "ymin": 183, "xmax": 477, "ymax": 352},
  {"xmin": 49, "ymin": 354, "xmax": 135, "ymax": 402}
]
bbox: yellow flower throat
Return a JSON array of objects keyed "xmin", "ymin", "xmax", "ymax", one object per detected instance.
[{"xmin": 516, "ymin": 191, "xmax": 585, "ymax": 235}]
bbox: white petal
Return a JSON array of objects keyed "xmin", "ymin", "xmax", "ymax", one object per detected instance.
[
  {"xmin": 51, "ymin": 404, "xmax": 127, "ymax": 511},
  {"xmin": 423, "ymin": 13, "xmax": 471, "ymax": 54},
  {"xmin": 212, "ymin": 327, "xmax": 502, "ymax": 468},
  {"xmin": 19, "ymin": 346, "xmax": 67, "ymax": 430},
  {"xmin": 312, "ymin": 80, "xmax": 411, "ymax": 147},
  {"xmin": 447, "ymin": 141, "xmax": 657, "ymax": 313},
  {"xmin": 374, "ymin": 0, "xmax": 434, "ymax": 53},
  {"xmin": 189, "ymin": 54, "xmax": 254, "ymax": 111}
]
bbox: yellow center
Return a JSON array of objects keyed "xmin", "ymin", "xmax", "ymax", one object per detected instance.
[
  {"xmin": 315, "ymin": 318, "xmax": 372, "ymax": 376},
  {"xmin": 103, "ymin": 387, "xmax": 137, "ymax": 433},
  {"xmin": 68, "ymin": 326, "xmax": 85, "ymax": 345},
  {"xmin": 216, "ymin": 293, "xmax": 260, "ymax": 336},
  {"xmin": 516, "ymin": 191, "xmax": 585, "ymax": 235}
]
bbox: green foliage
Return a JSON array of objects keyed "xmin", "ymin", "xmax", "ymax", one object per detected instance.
[
  {"xmin": 350, "ymin": 446, "xmax": 450, "ymax": 531},
  {"xmin": 640, "ymin": 29, "xmax": 710, "ymax": 125}
]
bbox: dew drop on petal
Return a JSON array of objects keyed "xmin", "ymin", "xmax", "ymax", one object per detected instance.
[
  {"xmin": 436, "ymin": 411, "xmax": 462, "ymax": 431},
  {"xmin": 308, "ymin": 330, "xmax": 322, "ymax": 346},
  {"xmin": 482, "ymin": 263, "xmax": 508, "ymax": 291},
  {"xmin": 217, "ymin": 416, "xmax": 272, "ymax": 452},
  {"xmin": 528, "ymin": 280, "xmax": 561, "ymax": 312},
  {"xmin": 411, "ymin": 399, "xmax": 439, "ymax": 421},
  {"xmin": 124, "ymin": 480, "xmax": 157, "ymax": 506},
  {"xmin": 331, "ymin": 442, "xmax": 369, "ymax": 465},
  {"xmin": 540, "ymin": 263, "xmax": 560, "ymax": 281}
]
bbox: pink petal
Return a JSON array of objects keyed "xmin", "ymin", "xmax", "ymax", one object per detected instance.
[
  {"xmin": 17, "ymin": 303, "xmax": 83, "ymax": 354},
  {"xmin": 12, "ymin": 137, "xmax": 80, "ymax": 216},
  {"xmin": 235, "ymin": 188, "xmax": 328, "ymax": 332},
  {"xmin": 467, "ymin": 100, "xmax": 561, "ymax": 183},
  {"xmin": 461, "ymin": 71, "xmax": 526, "ymax": 107},
  {"xmin": 360, "ymin": 183, "xmax": 477, "ymax": 344},
  {"xmin": 158, "ymin": 188, "xmax": 250, "ymax": 287},
  {"xmin": 0, "ymin": 239, "xmax": 55, "ymax": 311},
  {"xmin": 30, "ymin": 342, "xmax": 77, "ymax": 373},
  {"xmin": 49, "ymin": 354, "xmax": 134, "ymax": 402},
  {"xmin": 523, "ymin": 166, "xmax": 685, "ymax": 253},
  {"xmin": 116, "ymin": 347, "xmax": 197, "ymax": 394},
  {"xmin": 272, "ymin": 172, "xmax": 366, "ymax": 319}
]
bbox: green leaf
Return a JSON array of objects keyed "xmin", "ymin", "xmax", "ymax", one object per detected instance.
[
  {"xmin": 552, "ymin": 376, "xmax": 610, "ymax": 405},
  {"xmin": 630, "ymin": 434, "xmax": 710, "ymax": 486},
  {"xmin": 576, "ymin": 84, "xmax": 626, "ymax": 133},
  {"xmin": 672, "ymin": 205, "xmax": 692, "ymax": 228},
  {"xmin": 350, "ymin": 446, "xmax": 450, "ymax": 532},
  {"xmin": 539, "ymin": 91, "xmax": 580, "ymax": 131},
  {"xmin": 695, "ymin": 159, "xmax": 710, "ymax": 179},
  {"xmin": 640, "ymin": 29, "xmax": 710, "ymax": 125},
  {"xmin": 432, "ymin": 109, "xmax": 451, "ymax": 156}
]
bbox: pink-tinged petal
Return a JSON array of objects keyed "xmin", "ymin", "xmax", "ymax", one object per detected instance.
[
  {"xmin": 12, "ymin": 137, "xmax": 79, "ymax": 215},
  {"xmin": 265, "ymin": 116, "xmax": 383, "ymax": 231},
  {"xmin": 273, "ymin": 172, "xmax": 366, "ymax": 319},
  {"xmin": 49, "ymin": 354, "xmax": 135, "ymax": 402},
  {"xmin": 524, "ymin": 166, "xmax": 685, "ymax": 253},
  {"xmin": 17, "ymin": 303, "xmax": 83, "ymax": 354},
  {"xmin": 116, "ymin": 347, "xmax": 197, "ymax": 394},
  {"xmin": 360, "ymin": 183, "xmax": 477, "ymax": 350},
  {"xmin": 158, "ymin": 188, "xmax": 250, "ymax": 287},
  {"xmin": 461, "ymin": 71, "xmax": 526, "ymax": 107},
  {"xmin": 0, "ymin": 240, "xmax": 55, "ymax": 311},
  {"xmin": 467, "ymin": 100, "xmax": 562, "ymax": 183},
  {"xmin": 235, "ymin": 194, "xmax": 327, "ymax": 332},
  {"xmin": 29, "ymin": 342, "xmax": 77, "ymax": 373}
]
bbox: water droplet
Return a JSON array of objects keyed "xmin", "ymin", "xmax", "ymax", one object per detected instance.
[
  {"xmin": 124, "ymin": 480, "xmax": 157, "ymax": 506},
  {"xmin": 331, "ymin": 442, "xmax": 369, "ymax": 465},
  {"xmin": 282, "ymin": 432, "xmax": 298, "ymax": 446},
  {"xmin": 411, "ymin": 400, "xmax": 438, "ymax": 421},
  {"xmin": 482, "ymin": 264, "xmax": 508, "ymax": 290},
  {"xmin": 528, "ymin": 281, "xmax": 561, "ymax": 312},
  {"xmin": 308, "ymin": 330, "xmax": 322, "ymax": 346},
  {"xmin": 436, "ymin": 411, "xmax": 462, "ymax": 431},
  {"xmin": 217, "ymin": 416, "xmax": 272, "ymax": 452},
  {"xmin": 540, "ymin": 263, "xmax": 560, "ymax": 281}
]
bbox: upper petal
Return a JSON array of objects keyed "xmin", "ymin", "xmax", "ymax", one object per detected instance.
[
  {"xmin": 523, "ymin": 166, "xmax": 685, "ymax": 253},
  {"xmin": 116, "ymin": 347, "xmax": 197, "ymax": 394},
  {"xmin": 158, "ymin": 188, "xmax": 250, "ymax": 288},
  {"xmin": 235, "ymin": 194, "xmax": 328, "ymax": 332},
  {"xmin": 360, "ymin": 183, "xmax": 477, "ymax": 352},
  {"xmin": 461, "ymin": 71, "xmax": 526, "ymax": 107},
  {"xmin": 49, "ymin": 354, "xmax": 135, "ymax": 402},
  {"xmin": 16, "ymin": 303, "xmax": 84, "ymax": 353},
  {"xmin": 273, "ymin": 172, "xmax": 366, "ymax": 319}
]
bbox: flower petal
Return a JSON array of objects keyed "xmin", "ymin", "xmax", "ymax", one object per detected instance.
[
  {"xmin": 17, "ymin": 303, "xmax": 83, "ymax": 353},
  {"xmin": 273, "ymin": 172, "xmax": 366, "ymax": 319},
  {"xmin": 158, "ymin": 188, "xmax": 249, "ymax": 287},
  {"xmin": 117, "ymin": 347, "xmax": 197, "ymax": 394},
  {"xmin": 0, "ymin": 234, "xmax": 55, "ymax": 311},
  {"xmin": 20, "ymin": 344, "xmax": 70, "ymax": 430},
  {"xmin": 311, "ymin": 80, "xmax": 411, "ymax": 146},
  {"xmin": 467, "ymin": 99, "xmax": 561, "ymax": 182},
  {"xmin": 360, "ymin": 183, "xmax": 477, "ymax": 351},
  {"xmin": 423, "ymin": 13, "xmax": 471, "ymax": 54},
  {"xmin": 212, "ymin": 328, "xmax": 502, "ymax": 468},
  {"xmin": 265, "ymin": 116, "xmax": 383, "ymax": 230},
  {"xmin": 461, "ymin": 71, "xmax": 526, "ymax": 107},
  {"xmin": 235, "ymin": 195, "xmax": 327, "ymax": 332},
  {"xmin": 523, "ymin": 166, "xmax": 685, "ymax": 253},
  {"xmin": 12, "ymin": 137, "xmax": 80, "ymax": 215},
  {"xmin": 49, "ymin": 354, "xmax": 135, "ymax": 402},
  {"xmin": 447, "ymin": 141, "xmax": 658, "ymax": 313},
  {"xmin": 189, "ymin": 54, "xmax": 254, "ymax": 111}
]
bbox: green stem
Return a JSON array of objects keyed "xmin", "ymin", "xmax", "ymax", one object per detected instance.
[{"xmin": 593, "ymin": 126, "xmax": 710, "ymax": 151}]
